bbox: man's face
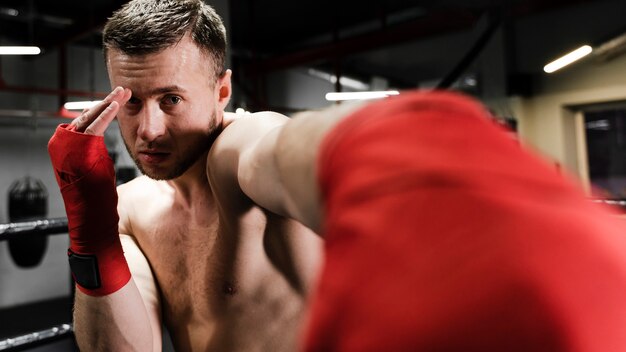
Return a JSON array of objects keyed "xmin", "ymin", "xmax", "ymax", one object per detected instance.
[{"xmin": 107, "ymin": 35, "xmax": 231, "ymax": 180}]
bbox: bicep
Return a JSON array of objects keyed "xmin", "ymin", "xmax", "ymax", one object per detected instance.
[
  {"xmin": 120, "ymin": 234, "xmax": 162, "ymax": 351},
  {"xmin": 117, "ymin": 185, "xmax": 160, "ymax": 313}
]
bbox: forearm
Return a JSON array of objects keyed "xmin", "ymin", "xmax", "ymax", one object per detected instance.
[
  {"xmin": 74, "ymin": 280, "xmax": 156, "ymax": 351},
  {"xmin": 73, "ymin": 234, "xmax": 162, "ymax": 351}
]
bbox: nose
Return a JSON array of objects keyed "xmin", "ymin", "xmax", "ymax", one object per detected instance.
[{"xmin": 137, "ymin": 103, "xmax": 166, "ymax": 143}]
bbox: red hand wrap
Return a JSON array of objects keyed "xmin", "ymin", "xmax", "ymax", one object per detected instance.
[{"xmin": 48, "ymin": 123, "xmax": 131, "ymax": 296}]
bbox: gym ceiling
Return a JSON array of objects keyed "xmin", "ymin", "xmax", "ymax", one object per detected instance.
[{"xmin": 0, "ymin": 0, "xmax": 624, "ymax": 98}]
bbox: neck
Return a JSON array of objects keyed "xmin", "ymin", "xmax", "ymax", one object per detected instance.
[{"xmin": 167, "ymin": 152, "xmax": 213, "ymax": 207}]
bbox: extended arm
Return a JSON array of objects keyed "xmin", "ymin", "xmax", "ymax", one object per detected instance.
[{"xmin": 209, "ymin": 103, "xmax": 362, "ymax": 233}]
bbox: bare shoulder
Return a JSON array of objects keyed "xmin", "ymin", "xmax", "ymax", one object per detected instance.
[
  {"xmin": 208, "ymin": 111, "xmax": 289, "ymax": 182},
  {"xmin": 220, "ymin": 111, "xmax": 288, "ymax": 141},
  {"xmin": 117, "ymin": 175, "xmax": 164, "ymax": 203},
  {"xmin": 207, "ymin": 111, "xmax": 290, "ymax": 213},
  {"xmin": 117, "ymin": 175, "xmax": 169, "ymax": 235}
]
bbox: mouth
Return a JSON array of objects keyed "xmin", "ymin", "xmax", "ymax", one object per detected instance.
[{"xmin": 138, "ymin": 151, "xmax": 170, "ymax": 164}]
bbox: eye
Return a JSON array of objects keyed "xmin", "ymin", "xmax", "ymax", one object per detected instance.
[
  {"xmin": 123, "ymin": 96, "xmax": 141, "ymax": 115},
  {"xmin": 127, "ymin": 96, "xmax": 141, "ymax": 105},
  {"xmin": 162, "ymin": 95, "xmax": 182, "ymax": 106}
]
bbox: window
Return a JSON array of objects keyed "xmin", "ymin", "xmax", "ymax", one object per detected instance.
[{"xmin": 584, "ymin": 106, "xmax": 626, "ymax": 200}]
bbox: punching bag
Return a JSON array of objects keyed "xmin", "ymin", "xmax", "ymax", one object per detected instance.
[{"xmin": 7, "ymin": 176, "xmax": 49, "ymax": 268}]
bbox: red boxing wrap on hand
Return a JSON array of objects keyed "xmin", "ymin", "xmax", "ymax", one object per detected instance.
[{"xmin": 48, "ymin": 123, "xmax": 131, "ymax": 296}]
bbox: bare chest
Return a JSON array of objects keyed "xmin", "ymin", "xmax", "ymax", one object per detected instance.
[{"xmin": 134, "ymin": 206, "xmax": 305, "ymax": 350}]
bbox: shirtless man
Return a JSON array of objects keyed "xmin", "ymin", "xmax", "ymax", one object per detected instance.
[
  {"xmin": 48, "ymin": 1, "xmax": 321, "ymax": 351},
  {"xmin": 211, "ymin": 91, "xmax": 626, "ymax": 351}
]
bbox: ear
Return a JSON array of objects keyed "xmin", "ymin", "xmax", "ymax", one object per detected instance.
[{"xmin": 216, "ymin": 69, "xmax": 232, "ymax": 112}]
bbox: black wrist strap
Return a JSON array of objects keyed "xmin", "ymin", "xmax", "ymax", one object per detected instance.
[{"xmin": 67, "ymin": 249, "xmax": 101, "ymax": 289}]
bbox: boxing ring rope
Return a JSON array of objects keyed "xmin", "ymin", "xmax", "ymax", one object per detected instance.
[
  {"xmin": 591, "ymin": 199, "xmax": 626, "ymax": 208},
  {"xmin": 0, "ymin": 218, "xmax": 68, "ymax": 242},
  {"xmin": 0, "ymin": 324, "xmax": 73, "ymax": 352},
  {"xmin": 0, "ymin": 218, "xmax": 73, "ymax": 351}
]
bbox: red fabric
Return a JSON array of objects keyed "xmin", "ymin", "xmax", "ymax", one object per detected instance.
[
  {"xmin": 305, "ymin": 91, "xmax": 626, "ymax": 351},
  {"xmin": 48, "ymin": 124, "xmax": 130, "ymax": 296}
]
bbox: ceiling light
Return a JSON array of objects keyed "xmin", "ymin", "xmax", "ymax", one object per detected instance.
[
  {"xmin": 0, "ymin": 7, "xmax": 18, "ymax": 16},
  {"xmin": 325, "ymin": 91, "xmax": 400, "ymax": 101},
  {"xmin": 543, "ymin": 45, "xmax": 593, "ymax": 73},
  {"xmin": 0, "ymin": 46, "xmax": 41, "ymax": 55},
  {"xmin": 63, "ymin": 100, "xmax": 101, "ymax": 110}
]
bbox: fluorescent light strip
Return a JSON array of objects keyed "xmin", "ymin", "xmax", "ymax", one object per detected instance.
[
  {"xmin": 64, "ymin": 100, "xmax": 102, "ymax": 110},
  {"xmin": 0, "ymin": 46, "xmax": 41, "ymax": 55},
  {"xmin": 325, "ymin": 90, "xmax": 400, "ymax": 101},
  {"xmin": 543, "ymin": 45, "xmax": 593, "ymax": 73}
]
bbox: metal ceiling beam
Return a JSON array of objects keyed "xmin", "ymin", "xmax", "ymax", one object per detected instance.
[
  {"xmin": 251, "ymin": 10, "xmax": 479, "ymax": 73},
  {"xmin": 437, "ymin": 11, "xmax": 501, "ymax": 89},
  {"xmin": 0, "ymin": 84, "xmax": 108, "ymax": 99},
  {"xmin": 35, "ymin": 1, "xmax": 128, "ymax": 53},
  {"xmin": 250, "ymin": 0, "xmax": 600, "ymax": 74}
]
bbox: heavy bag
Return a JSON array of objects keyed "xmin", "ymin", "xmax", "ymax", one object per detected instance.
[{"xmin": 8, "ymin": 176, "xmax": 49, "ymax": 268}]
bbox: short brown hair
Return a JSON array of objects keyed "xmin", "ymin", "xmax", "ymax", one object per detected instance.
[{"xmin": 103, "ymin": 0, "xmax": 227, "ymax": 81}]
